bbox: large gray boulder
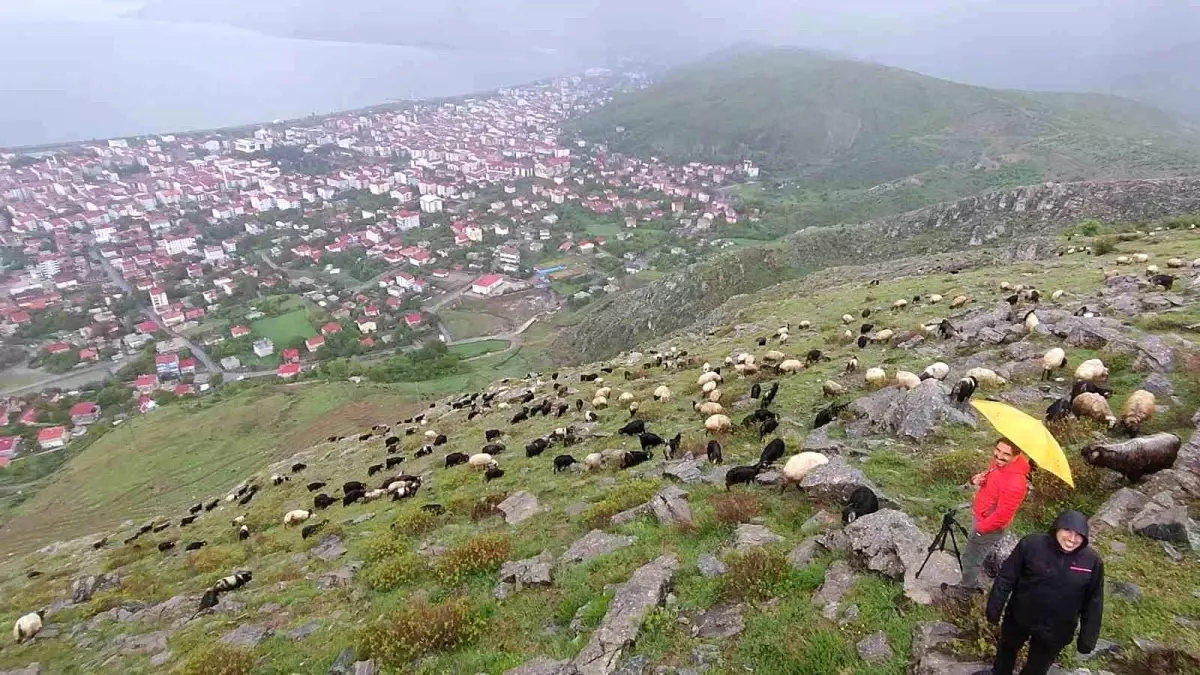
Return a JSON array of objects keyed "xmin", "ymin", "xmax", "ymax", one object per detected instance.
[
  {"xmin": 499, "ymin": 491, "xmax": 541, "ymax": 525},
  {"xmin": 561, "ymin": 530, "xmax": 635, "ymax": 565},
  {"xmin": 219, "ymin": 624, "xmax": 273, "ymax": 648},
  {"xmin": 849, "ymin": 379, "xmax": 976, "ymax": 441},
  {"xmin": 649, "ymin": 485, "xmax": 694, "ymax": 529},
  {"xmin": 799, "ymin": 457, "xmax": 890, "ymax": 506},
  {"xmin": 496, "ymin": 551, "xmax": 555, "ymax": 598},
  {"xmin": 662, "ymin": 459, "xmax": 705, "ymax": 485},
  {"xmin": 1129, "ymin": 492, "xmax": 1199, "ymax": 550},
  {"xmin": 690, "ymin": 602, "xmax": 745, "ymax": 639},
  {"xmin": 311, "ymin": 535, "xmax": 347, "ymax": 561},
  {"xmin": 1090, "ymin": 488, "xmax": 1148, "ymax": 533},
  {"xmin": 844, "ymin": 509, "xmax": 958, "ymax": 605},
  {"xmin": 856, "ymin": 631, "xmax": 894, "ymax": 665},
  {"xmin": 812, "ymin": 560, "xmax": 858, "ymax": 612},
  {"xmin": 733, "ymin": 523, "xmax": 782, "ymax": 550},
  {"xmin": 573, "ymin": 555, "xmax": 679, "ymax": 675},
  {"xmin": 909, "ymin": 621, "xmax": 991, "ymax": 675}
]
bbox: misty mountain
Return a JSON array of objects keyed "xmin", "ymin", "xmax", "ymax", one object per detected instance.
[{"xmin": 571, "ymin": 47, "xmax": 1200, "ymax": 186}]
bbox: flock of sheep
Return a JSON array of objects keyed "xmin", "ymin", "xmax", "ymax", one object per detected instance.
[{"xmin": 10, "ymin": 242, "xmax": 1194, "ymax": 647}]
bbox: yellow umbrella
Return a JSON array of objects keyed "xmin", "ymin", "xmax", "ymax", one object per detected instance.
[{"xmin": 970, "ymin": 399, "xmax": 1074, "ymax": 488}]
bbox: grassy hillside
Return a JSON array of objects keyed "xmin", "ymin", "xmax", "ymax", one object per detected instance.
[
  {"xmin": 0, "ymin": 228, "xmax": 1197, "ymax": 673},
  {"xmin": 573, "ymin": 47, "xmax": 1200, "ymax": 188}
]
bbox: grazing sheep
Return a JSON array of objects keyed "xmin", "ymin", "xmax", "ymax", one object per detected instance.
[
  {"xmin": 805, "ymin": 349, "xmax": 824, "ymax": 366},
  {"xmin": 639, "ymin": 432, "xmax": 665, "ymax": 452},
  {"xmin": 153, "ymin": 522, "xmax": 171, "ymax": 533},
  {"xmin": 1070, "ymin": 380, "xmax": 1112, "ymax": 400},
  {"xmin": 779, "ymin": 452, "xmax": 829, "ymax": 492},
  {"xmin": 892, "ymin": 299, "xmax": 909, "ymax": 311},
  {"xmin": 415, "ymin": 445, "xmax": 434, "ymax": 458},
  {"xmin": 1081, "ymin": 433, "xmax": 1181, "ymax": 483},
  {"xmin": 758, "ymin": 417, "xmax": 779, "ymax": 440},
  {"xmin": 468, "ymin": 453, "xmax": 497, "ymax": 471},
  {"xmin": 813, "ymin": 402, "xmax": 849, "ymax": 429},
  {"xmin": 864, "ymin": 367, "xmax": 887, "ymax": 388},
  {"xmin": 701, "ymin": 381, "xmax": 717, "ymax": 395},
  {"xmin": 873, "ymin": 329, "xmax": 895, "ymax": 343},
  {"xmin": 485, "ymin": 429, "xmax": 504, "ymax": 442},
  {"xmin": 1072, "ymin": 392, "xmax": 1117, "ymax": 428},
  {"xmin": 301, "ymin": 520, "xmax": 329, "ymax": 540},
  {"xmin": 761, "ymin": 382, "xmax": 780, "ymax": 407},
  {"xmin": 964, "ymin": 367, "xmax": 1006, "ymax": 387},
  {"xmin": 1133, "ymin": 253, "xmax": 1150, "ymax": 263},
  {"xmin": 706, "ymin": 440, "xmax": 723, "ymax": 465},
  {"xmin": 618, "ymin": 392, "xmax": 635, "ymax": 405},
  {"xmin": 238, "ymin": 525, "xmax": 250, "ymax": 540},
  {"xmin": 342, "ymin": 481, "xmax": 366, "ymax": 494},
  {"xmin": 1042, "ymin": 348, "xmax": 1068, "ymax": 380},
  {"xmin": 895, "ymin": 370, "xmax": 921, "ymax": 390},
  {"xmin": 695, "ymin": 401, "xmax": 725, "ymax": 417},
  {"xmin": 919, "ymin": 362, "xmax": 950, "ymax": 381},
  {"xmin": 283, "ymin": 509, "xmax": 312, "ymax": 527},
  {"xmin": 1166, "ymin": 257, "xmax": 1185, "ymax": 268},
  {"xmin": 188, "ymin": 503, "xmax": 203, "ymax": 515},
  {"xmin": 1119, "ymin": 390, "xmax": 1157, "ymax": 436},
  {"xmin": 553, "ymin": 455, "xmax": 577, "ymax": 472},
  {"xmin": 951, "ymin": 376, "xmax": 978, "ymax": 404},
  {"xmin": 620, "ymin": 450, "xmax": 653, "ymax": 469},
  {"xmin": 1045, "ymin": 398, "xmax": 1072, "ymax": 422},
  {"xmin": 204, "ymin": 499, "xmax": 219, "ymax": 512},
  {"xmin": 705, "ymin": 414, "xmax": 733, "ymax": 434},
  {"xmin": 445, "ymin": 452, "xmax": 469, "ymax": 468},
  {"xmin": 928, "ymin": 294, "xmax": 943, "ymax": 304},
  {"xmin": 433, "ymin": 434, "xmax": 448, "ymax": 446},
  {"xmin": 619, "ymin": 419, "xmax": 647, "ymax": 436},
  {"xmin": 707, "ymin": 388, "xmax": 723, "ymax": 403},
  {"xmin": 653, "ymin": 385, "xmax": 671, "ymax": 402},
  {"xmin": 342, "ymin": 490, "xmax": 367, "ymax": 507},
  {"xmin": 757, "ymin": 437, "xmax": 785, "ymax": 468},
  {"xmin": 270, "ymin": 474, "xmax": 289, "ymax": 486},
  {"xmin": 822, "ymin": 379, "xmax": 846, "ymax": 397},
  {"xmin": 158, "ymin": 541, "xmax": 176, "ymax": 552},
  {"xmin": 842, "ymin": 313, "xmax": 854, "ymax": 324},
  {"xmin": 725, "ymin": 465, "xmax": 762, "ymax": 490},
  {"xmin": 698, "ymin": 371, "xmax": 722, "ymax": 387},
  {"xmin": 484, "ymin": 466, "xmax": 505, "ymax": 482},
  {"xmin": 12, "ymin": 611, "xmax": 45, "ymax": 644},
  {"xmin": 306, "ymin": 481, "xmax": 327, "ymax": 492},
  {"xmin": 844, "ymin": 357, "xmax": 858, "ymax": 374},
  {"xmin": 1074, "ymin": 358, "xmax": 1109, "ymax": 383},
  {"xmin": 180, "ymin": 515, "xmax": 198, "ymax": 527},
  {"xmin": 583, "ymin": 452, "xmax": 604, "ymax": 470},
  {"xmin": 856, "ymin": 335, "xmax": 870, "ymax": 349},
  {"xmin": 525, "ymin": 438, "xmax": 550, "ymax": 457},
  {"xmin": 1149, "ymin": 274, "xmax": 1176, "ymax": 290},
  {"xmin": 313, "ymin": 493, "xmax": 335, "ymax": 510},
  {"xmin": 950, "ymin": 294, "xmax": 968, "ymax": 308},
  {"xmin": 185, "ymin": 541, "xmax": 207, "ymax": 551},
  {"xmin": 778, "ymin": 359, "xmax": 804, "ymax": 374},
  {"xmin": 361, "ymin": 488, "xmax": 388, "ymax": 503},
  {"xmin": 1023, "ymin": 310, "xmax": 1040, "ymax": 332},
  {"xmin": 368, "ymin": 463, "xmax": 384, "ymax": 476},
  {"xmin": 291, "ymin": 462, "xmax": 307, "ymax": 473},
  {"xmin": 842, "ymin": 487, "xmax": 880, "ymax": 524}
]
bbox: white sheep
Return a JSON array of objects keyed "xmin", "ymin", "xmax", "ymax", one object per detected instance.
[
  {"xmin": 468, "ymin": 453, "xmax": 497, "ymax": 470},
  {"xmin": 698, "ymin": 371, "xmax": 722, "ymax": 387},
  {"xmin": 762, "ymin": 350, "xmax": 786, "ymax": 364},
  {"xmin": 702, "ymin": 380, "xmax": 717, "ymax": 394},
  {"xmin": 928, "ymin": 294, "xmax": 943, "ymax": 304},
  {"xmin": 424, "ymin": 429, "xmax": 438, "ymax": 439},
  {"xmin": 595, "ymin": 386, "xmax": 612, "ymax": 399},
  {"xmin": 822, "ymin": 380, "xmax": 846, "ymax": 397},
  {"xmin": 873, "ymin": 329, "xmax": 895, "ymax": 343},
  {"xmin": 842, "ymin": 313, "xmax": 854, "ymax": 324},
  {"xmin": 1000, "ymin": 281, "xmax": 1013, "ymax": 291},
  {"xmin": 1145, "ymin": 265, "xmax": 1159, "ymax": 275},
  {"xmin": 1051, "ymin": 289, "xmax": 1065, "ymax": 301},
  {"xmin": 361, "ymin": 488, "xmax": 388, "ymax": 503},
  {"xmin": 965, "ymin": 367, "xmax": 1007, "ymax": 387},
  {"xmin": 1024, "ymin": 311, "xmax": 1040, "ymax": 331},
  {"xmin": 895, "ymin": 370, "xmax": 921, "ymax": 390},
  {"xmin": 841, "ymin": 329, "xmax": 854, "ymax": 341},
  {"xmin": 1133, "ymin": 253, "xmax": 1150, "ymax": 263},
  {"xmin": 1166, "ymin": 257, "xmax": 1185, "ymax": 269},
  {"xmin": 584, "ymin": 453, "xmax": 604, "ymax": 470},
  {"xmin": 892, "ymin": 299, "xmax": 909, "ymax": 311},
  {"xmin": 618, "ymin": 392, "xmax": 635, "ymax": 404},
  {"xmin": 592, "ymin": 396, "xmax": 608, "ymax": 409},
  {"xmin": 950, "ymin": 294, "xmax": 969, "ymax": 308},
  {"xmin": 283, "ymin": 509, "xmax": 312, "ymax": 527},
  {"xmin": 1120, "ymin": 390, "xmax": 1156, "ymax": 434},
  {"xmin": 704, "ymin": 414, "xmax": 732, "ymax": 434},
  {"xmin": 780, "ymin": 452, "xmax": 829, "ymax": 490},
  {"xmin": 779, "ymin": 359, "xmax": 804, "ymax": 374},
  {"xmin": 865, "ymin": 367, "xmax": 888, "ymax": 387},
  {"xmin": 653, "ymin": 385, "xmax": 671, "ymax": 402},
  {"xmin": 707, "ymin": 388, "xmax": 723, "ymax": 403},
  {"xmin": 920, "ymin": 362, "xmax": 950, "ymax": 381},
  {"xmin": 798, "ymin": 320, "xmax": 811, "ymax": 329},
  {"xmin": 1116, "ymin": 256, "xmax": 1131, "ymax": 265},
  {"xmin": 694, "ymin": 401, "xmax": 725, "ymax": 417},
  {"xmin": 1073, "ymin": 392, "xmax": 1116, "ymax": 428},
  {"xmin": 1074, "ymin": 358, "xmax": 1108, "ymax": 383},
  {"xmin": 1042, "ymin": 348, "xmax": 1067, "ymax": 380},
  {"xmin": 12, "ymin": 611, "xmax": 43, "ymax": 644}
]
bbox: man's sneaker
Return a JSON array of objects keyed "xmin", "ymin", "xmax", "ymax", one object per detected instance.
[{"xmin": 939, "ymin": 582, "xmax": 983, "ymax": 599}]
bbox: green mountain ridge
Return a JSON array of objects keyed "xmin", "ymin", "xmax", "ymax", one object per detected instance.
[{"xmin": 571, "ymin": 47, "xmax": 1200, "ymax": 186}]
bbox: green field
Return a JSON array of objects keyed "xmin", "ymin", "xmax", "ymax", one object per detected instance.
[
  {"xmin": 448, "ymin": 339, "xmax": 511, "ymax": 359},
  {"xmin": 583, "ymin": 220, "xmax": 624, "ymax": 237},
  {"xmin": 251, "ymin": 310, "xmax": 316, "ymax": 352},
  {"xmin": 0, "ymin": 231, "xmax": 1197, "ymax": 673},
  {"xmin": 441, "ymin": 308, "xmax": 512, "ymax": 340}
]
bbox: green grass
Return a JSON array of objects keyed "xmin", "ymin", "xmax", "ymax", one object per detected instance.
[
  {"xmin": 251, "ymin": 309, "xmax": 316, "ymax": 350},
  {"xmin": 0, "ymin": 229, "xmax": 1197, "ymax": 673},
  {"xmin": 448, "ymin": 340, "xmax": 511, "ymax": 359},
  {"xmin": 441, "ymin": 309, "xmax": 512, "ymax": 341}
]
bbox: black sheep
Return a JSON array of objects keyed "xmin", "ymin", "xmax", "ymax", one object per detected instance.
[
  {"xmin": 620, "ymin": 450, "xmax": 653, "ymax": 469},
  {"xmin": 467, "ymin": 411, "xmax": 480, "ymax": 421},
  {"xmin": 580, "ymin": 373, "xmax": 598, "ymax": 382},
  {"xmin": 158, "ymin": 541, "xmax": 176, "ymax": 552},
  {"xmin": 180, "ymin": 515, "xmax": 197, "ymax": 527},
  {"xmin": 1070, "ymin": 380, "xmax": 1112, "ymax": 400},
  {"xmin": 306, "ymin": 481, "xmax": 327, "ymax": 492},
  {"xmin": 525, "ymin": 438, "xmax": 549, "ymax": 457},
  {"xmin": 950, "ymin": 376, "xmax": 978, "ymax": 404},
  {"xmin": 301, "ymin": 520, "xmax": 328, "ymax": 540},
  {"xmin": 238, "ymin": 525, "xmax": 250, "ymax": 540},
  {"xmin": 1149, "ymin": 274, "xmax": 1176, "ymax": 290},
  {"xmin": 555, "ymin": 403, "xmax": 569, "ymax": 417},
  {"xmin": 742, "ymin": 408, "xmax": 777, "ymax": 428},
  {"xmin": 485, "ymin": 428, "xmax": 503, "ymax": 442},
  {"xmin": 368, "ymin": 463, "xmax": 384, "ymax": 476},
  {"xmin": 342, "ymin": 490, "xmax": 366, "ymax": 507},
  {"xmin": 184, "ymin": 541, "xmax": 207, "ymax": 551},
  {"xmin": 805, "ymin": 349, "xmax": 823, "ymax": 366},
  {"xmin": 313, "ymin": 493, "xmax": 335, "ymax": 510},
  {"xmin": 359, "ymin": 433, "xmax": 373, "ymax": 442},
  {"xmin": 1044, "ymin": 398, "xmax": 1072, "ymax": 422},
  {"xmin": 384, "ymin": 436, "xmax": 400, "ymax": 447},
  {"xmin": 813, "ymin": 402, "xmax": 849, "ymax": 429},
  {"xmin": 433, "ymin": 434, "xmax": 448, "ymax": 446},
  {"xmin": 386, "ymin": 456, "xmax": 405, "ymax": 469},
  {"xmin": 758, "ymin": 417, "xmax": 779, "ymax": 440},
  {"xmin": 92, "ymin": 538, "xmax": 107, "ymax": 550},
  {"xmin": 756, "ymin": 336, "xmax": 767, "ymax": 346},
  {"xmin": 937, "ymin": 319, "xmax": 956, "ymax": 340},
  {"xmin": 601, "ymin": 366, "xmax": 614, "ymax": 373},
  {"xmin": 860, "ymin": 323, "xmax": 874, "ymax": 335},
  {"xmin": 575, "ymin": 399, "xmax": 584, "ymax": 412},
  {"xmin": 415, "ymin": 445, "xmax": 433, "ymax": 457},
  {"xmin": 445, "ymin": 452, "xmax": 469, "ymax": 468},
  {"xmin": 188, "ymin": 503, "xmax": 203, "ymax": 515},
  {"xmin": 482, "ymin": 443, "xmax": 505, "ymax": 455},
  {"xmin": 724, "ymin": 465, "xmax": 762, "ymax": 490},
  {"xmin": 342, "ymin": 481, "xmax": 366, "ymax": 494},
  {"xmin": 484, "ymin": 466, "xmax": 505, "ymax": 482},
  {"xmin": 153, "ymin": 522, "xmax": 171, "ymax": 533},
  {"xmin": 619, "ymin": 419, "xmax": 646, "ymax": 436},
  {"xmin": 510, "ymin": 410, "xmax": 529, "ymax": 424},
  {"xmin": 291, "ymin": 462, "xmax": 307, "ymax": 473},
  {"xmin": 750, "ymin": 383, "xmax": 761, "ymax": 399},
  {"xmin": 757, "ymin": 438, "xmax": 785, "ymax": 468},
  {"xmin": 1081, "ymin": 433, "xmax": 1181, "ymax": 483},
  {"xmin": 138, "ymin": 523, "xmax": 154, "ymax": 535},
  {"xmin": 706, "ymin": 440, "xmax": 723, "ymax": 465},
  {"xmin": 842, "ymin": 486, "xmax": 880, "ymax": 524},
  {"xmin": 856, "ymin": 335, "xmax": 870, "ymax": 349},
  {"xmin": 237, "ymin": 488, "xmax": 258, "ymax": 506},
  {"xmin": 639, "ymin": 432, "xmax": 665, "ymax": 452},
  {"xmin": 204, "ymin": 499, "xmax": 219, "ymax": 511},
  {"xmin": 861, "ymin": 308, "xmax": 871, "ymax": 318}
]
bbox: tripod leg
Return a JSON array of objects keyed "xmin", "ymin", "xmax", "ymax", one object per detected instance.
[
  {"xmin": 915, "ymin": 526, "xmax": 948, "ymax": 579},
  {"xmin": 948, "ymin": 528, "xmax": 964, "ymax": 571}
]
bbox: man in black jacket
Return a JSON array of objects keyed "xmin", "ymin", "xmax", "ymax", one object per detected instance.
[{"xmin": 982, "ymin": 510, "xmax": 1104, "ymax": 675}]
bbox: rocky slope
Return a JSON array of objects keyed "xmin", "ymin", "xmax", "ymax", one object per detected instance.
[
  {"xmin": 0, "ymin": 228, "xmax": 1198, "ymax": 674},
  {"xmin": 557, "ymin": 176, "xmax": 1200, "ymax": 363}
]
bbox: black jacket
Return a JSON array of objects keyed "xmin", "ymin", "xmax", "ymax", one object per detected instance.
[{"xmin": 986, "ymin": 510, "xmax": 1104, "ymax": 652}]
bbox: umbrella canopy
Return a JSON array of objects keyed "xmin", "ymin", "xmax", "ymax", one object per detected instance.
[{"xmin": 970, "ymin": 399, "xmax": 1074, "ymax": 488}]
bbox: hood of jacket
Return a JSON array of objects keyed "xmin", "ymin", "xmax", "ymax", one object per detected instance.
[{"xmin": 1051, "ymin": 509, "xmax": 1090, "ymax": 550}]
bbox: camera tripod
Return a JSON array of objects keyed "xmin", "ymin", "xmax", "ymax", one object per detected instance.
[{"xmin": 915, "ymin": 509, "xmax": 971, "ymax": 579}]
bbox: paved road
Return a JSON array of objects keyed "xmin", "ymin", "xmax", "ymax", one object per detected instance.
[
  {"xmin": 91, "ymin": 249, "xmax": 225, "ymax": 374},
  {"xmin": 0, "ymin": 363, "xmax": 116, "ymax": 396}
]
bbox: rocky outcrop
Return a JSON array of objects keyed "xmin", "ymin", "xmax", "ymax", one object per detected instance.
[
  {"xmin": 844, "ymin": 509, "xmax": 957, "ymax": 604},
  {"xmin": 733, "ymin": 523, "xmax": 782, "ymax": 550},
  {"xmin": 812, "ymin": 560, "xmax": 858, "ymax": 615},
  {"xmin": 1129, "ymin": 492, "xmax": 1199, "ymax": 550},
  {"xmin": 849, "ymin": 379, "xmax": 977, "ymax": 441},
  {"xmin": 561, "ymin": 530, "xmax": 635, "ymax": 564},
  {"xmin": 856, "ymin": 631, "xmax": 894, "ymax": 665},
  {"xmin": 560, "ymin": 177, "xmax": 1200, "ymax": 362},
  {"xmin": 499, "ymin": 491, "xmax": 541, "ymax": 525},
  {"xmin": 573, "ymin": 555, "xmax": 679, "ymax": 675},
  {"xmin": 799, "ymin": 457, "xmax": 892, "ymax": 507},
  {"xmin": 1090, "ymin": 488, "xmax": 1149, "ymax": 533},
  {"xmin": 909, "ymin": 621, "xmax": 991, "ymax": 675},
  {"xmin": 495, "ymin": 551, "xmax": 554, "ymax": 598}
]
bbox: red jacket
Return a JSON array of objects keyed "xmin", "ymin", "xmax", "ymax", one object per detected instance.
[{"xmin": 972, "ymin": 454, "xmax": 1031, "ymax": 533}]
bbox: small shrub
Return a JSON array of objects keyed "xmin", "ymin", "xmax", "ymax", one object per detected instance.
[
  {"xmin": 1076, "ymin": 219, "xmax": 1101, "ymax": 237},
  {"xmin": 433, "ymin": 535, "xmax": 510, "ymax": 585},
  {"xmin": 708, "ymin": 493, "xmax": 762, "ymax": 525},
  {"xmin": 583, "ymin": 479, "xmax": 661, "ymax": 528},
  {"xmin": 391, "ymin": 509, "xmax": 439, "ymax": 537},
  {"xmin": 356, "ymin": 598, "xmax": 480, "ymax": 668},
  {"xmin": 186, "ymin": 545, "xmax": 247, "ymax": 575},
  {"xmin": 361, "ymin": 535, "xmax": 407, "ymax": 563},
  {"xmin": 1023, "ymin": 454, "xmax": 1109, "ymax": 525},
  {"xmin": 721, "ymin": 547, "xmax": 789, "ymax": 601},
  {"xmin": 361, "ymin": 552, "xmax": 424, "ymax": 591},
  {"xmin": 920, "ymin": 448, "xmax": 982, "ymax": 485},
  {"xmin": 1091, "ymin": 236, "xmax": 1118, "ymax": 256},
  {"xmin": 177, "ymin": 643, "xmax": 257, "ymax": 675},
  {"xmin": 1111, "ymin": 648, "xmax": 1200, "ymax": 675}
]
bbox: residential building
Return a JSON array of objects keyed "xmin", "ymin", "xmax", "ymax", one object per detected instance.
[
  {"xmin": 37, "ymin": 426, "xmax": 68, "ymax": 450},
  {"xmin": 278, "ymin": 363, "xmax": 301, "ymax": 379},
  {"xmin": 69, "ymin": 402, "xmax": 101, "ymax": 425},
  {"xmin": 155, "ymin": 353, "xmax": 180, "ymax": 376},
  {"xmin": 253, "ymin": 338, "xmax": 275, "ymax": 357},
  {"xmin": 471, "ymin": 274, "xmax": 506, "ymax": 296}
]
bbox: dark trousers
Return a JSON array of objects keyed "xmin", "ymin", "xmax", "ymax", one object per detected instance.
[{"xmin": 993, "ymin": 615, "xmax": 1068, "ymax": 675}]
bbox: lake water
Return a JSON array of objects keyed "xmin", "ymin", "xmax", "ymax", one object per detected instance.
[{"xmin": 0, "ymin": 18, "xmax": 576, "ymax": 148}]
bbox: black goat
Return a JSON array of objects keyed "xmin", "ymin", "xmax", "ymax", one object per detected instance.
[
  {"xmin": 485, "ymin": 428, "xmax": 503, "ymax": 441},
  {"xmin": 385, "ymin": 456, "xmax": 405, "ymax": 469},
  {"xmin": 706, "ymin": 440, "xmax": 723, "ymax": 465},
  {"xmin": 724, "ymin": 465, "xmax": 761, "ymax": 490},
  {"xmin": 184, "ymin": 541, "xmax": 207, "ymax": 551},
  {"xmin": 758, "ymin": 417, "xmax": 779, "ymax": 440},
  {"xmin": 619, "ymin": 419, "xmax": 646, "ymax": 436},
  {"xmin": 525, "ymin": 438, "xmax": 549, "ymax": 457},
  {"xmin": 445, "ymin": 452, "xmax": 469, "ymax": 468},
  {"xmin": 484, "ymin": 467, "xmax": 505, "ymax": 482},
  {"xmin": 180, "ymin": 515, "xmax": 197, "ymax": 527},
  {"xmin": 301, "ymin": 520, "xmax": 328, "ymax": 540},
  {"xmin": 306, "ymin": 481, "xmax": 327, "ymax": 492},
  {"xmin": 342, "ymin": 481, "xmax": 366, "ymax": 494},
  {"xmin": 313, "ymin": 493, "xmax": 335, "ymax": 510},
  {"xmin": 813, "ymin": 402, "xmax": 849, "ymax": 429},
  {"xmin": 757, "ymin": 438, "xmax": 785, "ymax": 468},
  {"xmin": 638, "ymin": 432, "xmax": 665, "ymax": 452},
  {"xmin": 553, "ymin": 455, "xmax": 576, "ymax": 472},
  {"xmin": 291, "ymin": 463, "xmax": 307, "ymax": 473},
  {"xmin": 368, "ymin": 463, "xmax": 384, "ymax": 476},
  {"xmin": 342, "ymin": 490, "xmax": 366, "ymax": 507},
  {"xmin": 620, "ymin": 450, "xmax": 653, "ymax": 469},
  {"xmin": 750, "ymin": 383, "xmax": 761, "ymax": 399},
  {"xmin": 842, "ymin": 487, "xmax": 880, "ymax": 524}
]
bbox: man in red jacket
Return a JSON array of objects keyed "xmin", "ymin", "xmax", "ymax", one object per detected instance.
[{"xmin": 958, "ymin": 437, "xmax": 1031, "ymax": 589}]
